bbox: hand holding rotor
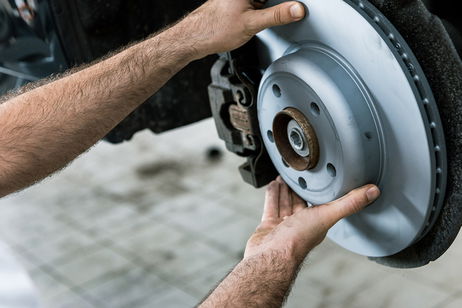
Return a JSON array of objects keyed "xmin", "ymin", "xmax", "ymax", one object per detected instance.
[
  {"xmin": 177, "ymin": 0, "xmax": 306, "ymax": 59},
  {"xmin": 245, "ymin": 177, "xmax": 381, "ymax": 263},
  {"xmin": 202, "ymin": 178, "xmax": 380, "ymax": 307}
]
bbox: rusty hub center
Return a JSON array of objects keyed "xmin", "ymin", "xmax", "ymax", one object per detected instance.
[{"xmin": 272, "ymin": 107, "xmax": 319, "ymax": 171}]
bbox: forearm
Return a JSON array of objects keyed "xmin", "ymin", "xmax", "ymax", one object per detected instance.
[
  {"xmin": 0, "ymin": 23, "xmax": 196, "ymax": 197},
  {"xmin": 0, "ymin": 0, "xmax": 306, "ymax": 196},
  {"xmin": 201, "ymin": 250, "xmax": 301, "ymax": 308}
]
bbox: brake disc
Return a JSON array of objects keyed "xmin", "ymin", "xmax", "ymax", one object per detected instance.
[{"xmin": 256, "ymin": 0, "xmax": 447, "ymax": 257}]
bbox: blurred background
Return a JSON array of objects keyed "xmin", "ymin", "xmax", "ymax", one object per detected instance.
[{"xmin": 1, "ymin": 119, "xmax": 462, "ymax": 308}]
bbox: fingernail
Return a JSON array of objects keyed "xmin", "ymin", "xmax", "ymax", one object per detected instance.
[
  {"xmin": 366, "ymin": 186, "xmax": 380, "ymax": 202},
  {"xmin": 290, "ymin": 3, "xmax": 305, "ymax": 19}
]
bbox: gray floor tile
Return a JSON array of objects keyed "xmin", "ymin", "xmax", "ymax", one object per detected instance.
[
  {"xmin": 164, "ymin": 199, "xmax": 237, "ymax": 234},
  {"xmin": 143, "ymin": 286, "xmax": 199, "ymax": 308},
  {"xmin": 442, "ymin": 296, "xmax": 462, "ymax": 308},
  {"xmin": 204, "ymin": 214, "xmax": 258, "ymax": 256},
  {"xmin": 45, "ymin": 290, "xmax": 95, "ymax": 308},
  {"xmin": 81, "ymin": 266, "xmax": 168, "ymax": 308},
  {"xmin": 150, "ymin": 238, "xmax": 230, "ymax": 280},
  {"xmin": 51, "ymin": 247, "xmax": 130, "ymax": 287},
  {"xmin": 18, "ymin": 229, "xmax": 94, "ymax": 266},
  {"xmin": 5, "ymin": 247, "xmax": 39, "ymax": 272},
  {"xmin": 29, "ymin": 269, "xmax": 70, "ymax": 300},
  {"xmin": 186, "ymin": 257, "xmax": 238, "ymax": 297},
  {"xmin": 346, "ymin": 274, "xmax": 450, "ymax": 308},
  {"xmin": 0, "ymin": 212, "xmax": 73, "ymax": 246},
  {"xmin": 399, "ymin": 252, "xmax": 462, "ymax": 294},
  {"xmin": 285, "ymin": 279, "xmax": 339, "ymax": 308},
  {"xmin": 112, "ymin": 220, "xmax": 185, "ymax": 263}
]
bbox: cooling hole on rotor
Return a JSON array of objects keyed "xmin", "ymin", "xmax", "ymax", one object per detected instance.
[
  {"xmin": 267, "ymin": 130, "xmax": 274, "ymax": 143},
  {"xmin": 310, "ymin": 102, "xmax": 320, "ymax": 116},
  {"xmin": 327, "ymin": 163, "xmax": 337, "ymax": 177},
  {"xmin": 435, "ymin": 150, "xmax": 442, "ymax": 167},
  {"xmin": 272, "ymin": 84, "xmax": 282, "ymax": 98},
  {"xmin": 298, "ymin": 177, "xmax": 307, "ymax": 189}
]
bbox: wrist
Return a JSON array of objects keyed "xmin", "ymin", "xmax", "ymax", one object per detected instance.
[
  {"xmin": 166, "ymin": 12, "xmax": 214, "ymax": 61},
  {"xmin": 251, "ymin": 246, "xmax": 305, "ymax": 270},
  {"xmin": 282, "ymin": 240, "xmax": 310, "ymax": 266},
  {"xmin": 270, "ymin": 236, "xmax": 314, "ymax": 266},
  {"xmin": 202, "ymin": 248, "xmax": 302, "ymax": 308}
]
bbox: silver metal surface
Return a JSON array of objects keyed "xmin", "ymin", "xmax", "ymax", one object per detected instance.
[
  {"xmin": 256, "ymin": 0, "xmax": 447, "ymax": 257},
  {"xmin": 287, "ymin": 119, "xmax": 310, "ymax": 157}
]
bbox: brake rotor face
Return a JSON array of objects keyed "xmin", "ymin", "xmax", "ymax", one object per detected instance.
[{"xmin": 256, "ymin": 0, "xmax": 447, "ymax": 257}]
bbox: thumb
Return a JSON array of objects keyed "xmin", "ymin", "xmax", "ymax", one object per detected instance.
[
  {"xmin": 316, "ymin": 185, "xmax": 381, "ymax": 228},
  {"xmin": 246, "ymin": 2, "xmax": 306, "ymax": 34}
]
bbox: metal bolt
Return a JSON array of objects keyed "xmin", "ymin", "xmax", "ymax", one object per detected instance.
[
  {"xmin": 287, "ymin": 120, "xmax": 310, "ymax": 157},
  {"xmin": 290, "ymin": 129, "xmax": 304, "ymax": 150}
]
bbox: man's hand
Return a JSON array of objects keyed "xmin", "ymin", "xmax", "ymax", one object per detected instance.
[
  {"xmin": 245, "ymin": 176, "xmax": 381, "ymax": 262},
  {"xmin": 201, "ymin": 179, "xmax": 380, "ymax": 307},
  {"xmin": 177, "ymin": 0, "xmax": 306, "ymax": 59}
]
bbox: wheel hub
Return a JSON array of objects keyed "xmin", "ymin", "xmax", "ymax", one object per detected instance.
[
  {"xmin": 288, "ymin": 121, "xmax": 306, "ymax": 154},
  {"xmin": 273, "ymin": 107, "xmax": 320, "ymax": 170},
  {"xmin": 256, "ymin": 0, "xmax": 447, "ymax": 257}
]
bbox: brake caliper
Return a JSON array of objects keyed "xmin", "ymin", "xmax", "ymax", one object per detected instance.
[{"xmin": 208, "ymin": 41, "xmax": 277, "ymax": 187}]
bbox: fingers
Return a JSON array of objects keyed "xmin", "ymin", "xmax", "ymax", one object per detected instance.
[
  {"xmin": 262, "ymin": 180, "xmax": 280, "ymax": 221},
  {"xmin": 316, "ymin": 185, "xmax": 381, "ymax": 228},
  {"xmin": 245, "ymin": 1, "xmax": 306, "ymax": 34},
  {"xmin": 277, "ymin": 176, "xmax": 292, "ymax": 217}
]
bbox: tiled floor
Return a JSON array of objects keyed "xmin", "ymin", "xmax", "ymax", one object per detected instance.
[{"xmin": 1, "ymin": 119, "xmax": 462, "ymax": 308}]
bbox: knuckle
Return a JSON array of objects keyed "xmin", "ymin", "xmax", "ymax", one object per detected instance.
[
  {"xmin": 273, "ymin": 8, "xmax": 283, "ymax": 24},
  {"xmin": 243, "ymin": 18, "xmax": 259, "ymax": 36},
  {"xmin": 268, "ymin": 181, "xmax": 279, "ymax": 190},
  {"xmin": 344, "ymin": 195, "xmax": 366, "ymax": 213}
]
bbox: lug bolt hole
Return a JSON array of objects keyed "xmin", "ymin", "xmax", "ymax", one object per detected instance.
[
  {"xmin": 310, "ymin": 102, "xmax": 320, "ymax": 117},
  {"xmin": 298, "ymin": 177, "xmax": 307, "ymax": 189},
  {"xmin": 267, "ymin": 130, "xmax": 274, "ymax": 143},
  {"xmin": 273, "ymin": 84, "xmax": 282, "ymax": 98},
  {"xmin": 327, "ymin": 163, "xmax": 337, "ymax": 177}
]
